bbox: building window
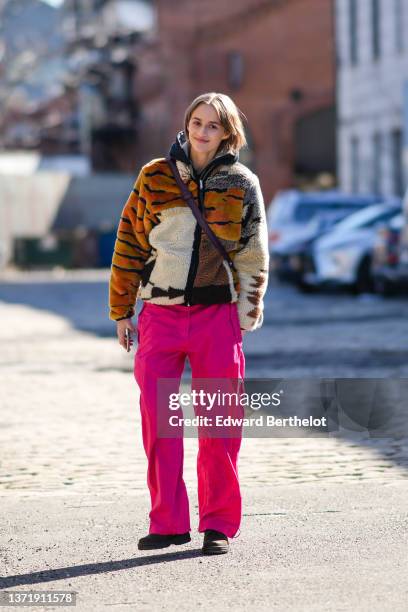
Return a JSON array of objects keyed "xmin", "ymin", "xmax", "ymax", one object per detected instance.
[
  {"xmin": 371, "ymin": 0, "xmax": 381, "ymax": 60},
  {"xmin": 372, "ymin": 131, "xmax": 382, "ymax": 194},
  {"xmin": 349, "ymin": 0, "xmax": 358, "ymax": 65},
  {"xmin": 395, "ymin": 0, "xmax": 404, "ymax": 53},
  {"xmin": 391, "ymin": 128, "xmax": 404, "ymax": 196},
  {"xmin": 227, "ymin": 51, "xmax": 244, "ymax": 90},
  {"xmin": 351, "ymin": 136, "xmax": 359, "ymax": 192}
]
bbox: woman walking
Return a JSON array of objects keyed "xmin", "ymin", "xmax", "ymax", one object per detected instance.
[{"xmin": 109, "ymin": 92, "xmax": 269, "ymax": 555}]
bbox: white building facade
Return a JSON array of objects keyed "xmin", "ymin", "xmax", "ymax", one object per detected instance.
[{"xmin": 335, "ymin": 0, "xmax": 408, "ymax": 197}]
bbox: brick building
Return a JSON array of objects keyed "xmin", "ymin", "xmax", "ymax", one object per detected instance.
[{"xmin": 142, "ymin": 0, "xmax": 336, "ymax": 203}]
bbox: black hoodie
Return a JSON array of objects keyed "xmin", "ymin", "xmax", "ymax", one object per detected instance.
[{"xmin": 168, "ymin": 130, "xmax": 238, "ymax": 181}]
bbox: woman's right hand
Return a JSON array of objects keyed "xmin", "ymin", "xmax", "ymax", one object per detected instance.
[{"xmin": 117, "ymin": 318, "xmax": 136, "ymax": 351}]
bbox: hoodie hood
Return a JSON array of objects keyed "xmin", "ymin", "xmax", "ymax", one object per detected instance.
[{"xmin": 168, "ymin": 130, "xmax": 238, "ymax": 178}]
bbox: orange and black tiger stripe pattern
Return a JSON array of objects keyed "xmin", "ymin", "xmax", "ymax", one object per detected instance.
[{"xmin": 109, "ymin": 146, "xmax": 269, "ymax": 331}]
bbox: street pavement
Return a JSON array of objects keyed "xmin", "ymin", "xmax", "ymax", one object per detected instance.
[{"xmin": 0, "ymin": 268, "xmax": 407, "ymax": 612}]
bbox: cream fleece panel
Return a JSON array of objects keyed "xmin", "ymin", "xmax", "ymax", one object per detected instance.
[{"xmin": 233, "ymin": 175, "xmax": 270, "ymax": 331}]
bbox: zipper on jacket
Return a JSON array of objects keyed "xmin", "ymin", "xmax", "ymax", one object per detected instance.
[
  {"xmin": 183, "ymin": 154, "xmax": 231, "ymax": 305},
  {"xmin": 184, "ymin": 177, "xmax": 204, "ymax": 305}
]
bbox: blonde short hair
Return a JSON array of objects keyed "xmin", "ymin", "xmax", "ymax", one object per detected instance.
[{"xmin": 183, "ymin": 92, "xmax": 247, "ymax": 154}]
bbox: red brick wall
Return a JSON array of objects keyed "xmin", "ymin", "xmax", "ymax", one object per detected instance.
[{"xmin": 148, "ymin": 0, "xmax": 335, "ymax": 204}]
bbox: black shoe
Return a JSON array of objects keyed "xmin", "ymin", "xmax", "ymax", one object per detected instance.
[
  {"xmin": 138, "ymin": 532, "xmax": 191, "ymax": 550},
  {"xmin": 202, "ymin": 529, "xmax": 229, "ymax": 555}
]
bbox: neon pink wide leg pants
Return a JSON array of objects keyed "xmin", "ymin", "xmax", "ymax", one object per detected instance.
[{"xmin": 134, "ymin": 302, "xmax": 245, "ymax": 538}]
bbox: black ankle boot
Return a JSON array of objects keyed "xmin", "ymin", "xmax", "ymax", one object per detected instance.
[
  {"xmin": 138, "ymin": 532, "xmax": 191, "ymax": 550},
  {"xmin": 202, "ymin": 529, "xmax": 229, "ymax": 555}
]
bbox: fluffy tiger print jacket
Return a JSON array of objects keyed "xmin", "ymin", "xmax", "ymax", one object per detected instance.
[{"xmin": 109, "ymin": 129, "xmax": 269, "ymax": 331}]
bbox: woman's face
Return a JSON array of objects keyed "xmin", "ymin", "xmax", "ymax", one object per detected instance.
[{"xmin": 187, "ymin": 103, "xmax": 229, "ymax": 155}]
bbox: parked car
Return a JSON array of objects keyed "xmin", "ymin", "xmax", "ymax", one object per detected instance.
[
  {"xmin": 267, "ymin": 190, "xmax": 383, "ymax": 283},
  {"xmin": 371, "ymin": 214, "xmax": 406, "ymax": 295},
  {"xmin": 303, "ymin": 201, "xmax": 402, "ymax": 293}
]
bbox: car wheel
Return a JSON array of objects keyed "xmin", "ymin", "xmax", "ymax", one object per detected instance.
[
  {"xmin": 373, "ymin": 276, "xmax": 396, "ymax": 297},
  {"xmin": 352, "ymin": 256, "xmax": 374, "ymax": 294},
  {"xmin": 297, "ymin": 278, "xmax": 319, "ymax": 293}
]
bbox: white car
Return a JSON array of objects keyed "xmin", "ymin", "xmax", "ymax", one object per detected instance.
[
  {"xmin": 304, "ymin": 203, "xmax": 401, "ymax": 293},
  {"xmin": 267, "ymin": 189, "xmax": 381, "ymax": 282},
  {"xmin": 267, "ymin": 190, "xmax": 379, "ymax": 254}
]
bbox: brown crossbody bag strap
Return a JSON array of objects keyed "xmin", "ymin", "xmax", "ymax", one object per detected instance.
[{"xmin": 166, "ymin": 156, "xmax": 237, "ymax": 274}]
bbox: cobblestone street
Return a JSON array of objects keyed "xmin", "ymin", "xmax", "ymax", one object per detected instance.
[{"xmin": 1, "ymin": 269, "xmax": 407, "ymax": 495}]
